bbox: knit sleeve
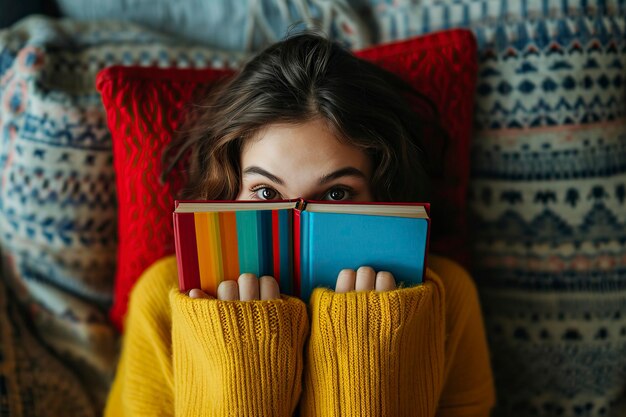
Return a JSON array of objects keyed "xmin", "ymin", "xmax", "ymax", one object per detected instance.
[
  {"xmin": 429, "ymin": 255, "xmax": 496, "ymax": 417},
  {"xmin": 299, "ymin": 277, "xmax": 447, "ymax": 417},
  {"xmin": 104, "ymin": 257, "xmax": 177, "ymax": 417},
  {"xmin": 105, "ymin": 256, "xmax": 310, "ymax": 417},
  {"xmin": 169, "ymin": 291, "xmax": 309, "ymax": 416}
]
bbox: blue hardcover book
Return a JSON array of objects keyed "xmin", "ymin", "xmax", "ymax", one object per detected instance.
[{"xmin": 296, "ymin": 201, "xmax": 430, "ymax": 301}]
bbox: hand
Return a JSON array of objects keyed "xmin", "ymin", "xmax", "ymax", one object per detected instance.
[
  {"xmin": 188, "ymin": 273, "xmax": 280, "ymax": 301},
  {"xmin": 335, "ymin": 266, "xmax": 396, "ymax": 293}
]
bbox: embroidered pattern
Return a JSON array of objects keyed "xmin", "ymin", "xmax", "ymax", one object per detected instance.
[
  {"xmin": 366, "ymin": 3, "xmax": 626, "ymax": 416},
  {"xmin": 0, "ymin": 16, "xmax": 246, "ymax": 407}
]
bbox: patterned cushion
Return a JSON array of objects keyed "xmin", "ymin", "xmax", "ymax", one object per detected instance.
[
  {"xmin": 54, "ymin": 0, "xmax": 370, "ymax": 50},
  {"xmin": 0, "ymin": 15, "xmax": 246, "ymax": 406},
  {"xmin": 97, "ymin": 29, "xmax": 479, "ymax": 331},
  {"xmin": 361, "ymin": 2, "xmax": 626, "ymax": 416},
  {"xmin": 0, "ymin": 272, "xmax": 95, "ymax": 417},
  {"xmin": 468, "ymin": 17, "xmax": 626, "ymax": 416}
]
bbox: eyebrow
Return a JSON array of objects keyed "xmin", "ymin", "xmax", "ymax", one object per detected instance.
[
  {"xmin": 318, "ymin": 167, "xmax": 368, "ymax": 184},
  {"xmin": 242, "ymin": 166, "xmax": 284, "ymax": 185},
  {"xmin": 242, "ymin": 166, "xmax": 368, "ymax": 185}
]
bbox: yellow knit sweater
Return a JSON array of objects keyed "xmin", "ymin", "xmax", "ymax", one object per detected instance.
[{"xmin": 105, "ymin": 255, "xmax": 495, "ymax": 417}]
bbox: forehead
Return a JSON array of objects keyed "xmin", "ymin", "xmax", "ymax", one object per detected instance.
[{"xmin": 241, "ymin": 119, "xmax": 370, "ymax": 170}]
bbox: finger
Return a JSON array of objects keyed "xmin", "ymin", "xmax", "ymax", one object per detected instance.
[
  {"xmin": 335, "ymin": 269, "xmax": 356, "ymax": 293},
  {"xmin": 217, "ymin": 280, "xmax": 239, "ymax": 301},
  {"xmin": 238, "ymin": 273, "xmax": 259, "ymax": 301},
  {"xmin": 355, "ymin": 266, "xmax": 376, "ymax": 292},
  {"xmin": 259, "ymin": 275, "xmax": 280, "ymax": 300},
  {"xmin": 375, "ymin": 271, "xmax": 396, "ymax": 292},
  {"xmin": 188, "ymin": 288, "xmax": 211, "ymax": 299}
]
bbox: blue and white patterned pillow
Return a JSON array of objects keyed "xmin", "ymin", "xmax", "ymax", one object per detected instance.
[
  {"xmin": 362, "ymin": 1, "xmax": 626, "ymax": 416},
  {"xmin": 0, "ymin": 15, "xmax": 246, "ymax": 406},
  {"xmin": 53, "ymin": 0, "xmax": 370, "ymax": 50},
  {"xmin": 468, "ymin": 17, "xmax": 626, "ymax": 415}
]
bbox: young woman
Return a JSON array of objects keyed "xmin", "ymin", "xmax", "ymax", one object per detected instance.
[{"xmin": 105, "ymin": 32, "xmax": 495, "ymax": 417}]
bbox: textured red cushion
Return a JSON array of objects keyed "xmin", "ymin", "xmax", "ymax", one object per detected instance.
[{"xmin": 97, "ymin": 29, "xmax": 478, "ymax": 331}]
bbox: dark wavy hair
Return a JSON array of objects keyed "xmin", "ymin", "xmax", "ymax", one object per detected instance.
[{"xmin": 163, "ymin": 32, "xmax": 445, "ymax": 202}]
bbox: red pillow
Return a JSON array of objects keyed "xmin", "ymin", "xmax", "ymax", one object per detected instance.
[{"xmin": 97, "ymin": 29, "xmax": 478, "ymax": 331}]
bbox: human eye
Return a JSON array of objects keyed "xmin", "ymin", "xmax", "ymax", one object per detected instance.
[
  {"xmin": 249, "ymin": 185, "xmax": 281, "ymax": 200},
  {"xmin": 323, "ymin": 187, "xmax": 353, "ymax": 201}
]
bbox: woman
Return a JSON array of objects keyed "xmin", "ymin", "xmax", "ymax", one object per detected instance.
[{"xmin": 105, "ymin": 32, "xmax": 495, "ymax": 417}]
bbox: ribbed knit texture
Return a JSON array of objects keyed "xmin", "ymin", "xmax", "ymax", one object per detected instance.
[
  {"xmin": 105, "ymin": 255, "xmax": 495, "ymax": 417},
  {"xmin": 105, "ymin": 257, "xmax": 177, "ymax": 417},
  {"xmin": 300, "ymin": 279, "xmax": 445, "ymax": 417},
  {"xmin": 170, "ymin": 291, "xmax": 307, "ymax": 416}
]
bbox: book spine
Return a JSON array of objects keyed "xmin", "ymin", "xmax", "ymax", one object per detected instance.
[
  {"xmin": 272, "ymin": 211, "xmax": 281, "ymax": 284},
  {"xmin": 173, "ymin": 213, "xmax": 201, "ymax": 292},
  {"xmin": 173, "ymin": 213, "xmax": 184, "ymax": 290},
  {"xmin": 270, "ymin": 209, "xmax": 293, "ymax": 295},
  {"xmin": 235, "ymin": 211, "xmax": 262, "ymax": 276},
  {"xmin": 218, "ymin": 212, "xmax": 240, "ymax": 282},
  {"xmin": 234, "ymin": 210, "xmax": 274, "ymax": 279},
  {"xmin": 284, "ymin": 210, "xmax": 293, "ymax": 295},
  {"xmin": 195, "ymin": 212, "xmax": 227, "ymax": 295},
  {"xmin": 299, "ymin": 210, "xmax": 313, "ymax": 300},
  {"xmin": 293, "ymin": 208, "xmax": 302, "ymax": 297},
  {"xmin": 423, "ymin": 217, "xmax": 431, "ymax": 280},
  {"xmin": 258, "ymin": 211, "xmax": 273, "ymax": 276}
]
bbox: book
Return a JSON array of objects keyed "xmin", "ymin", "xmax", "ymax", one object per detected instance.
[{"xmin": 173, "ymin": 199, "xmax": 430, "ymax": 300}]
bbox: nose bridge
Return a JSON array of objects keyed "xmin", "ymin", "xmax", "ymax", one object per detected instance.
[
  {"xmin": 283, "ymin": 172, "xmax": 321, "ymax": 201},
  {"xmin": 294, "ymin": 191, "xmax": 318, "ymax": 201}
]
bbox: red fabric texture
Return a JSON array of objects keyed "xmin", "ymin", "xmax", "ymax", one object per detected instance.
[
  {"xmin": 356, "ymin": 30, "xmax": 478, "ymax": 272},
  {"xmin": 97, "ymin": 29, "xmax": 478, "ymax": 332}
]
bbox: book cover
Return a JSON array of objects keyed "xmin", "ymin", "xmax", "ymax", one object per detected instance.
[{"xmin": 173, "ymin": 199, "xmax": 430, "ymax": 300}]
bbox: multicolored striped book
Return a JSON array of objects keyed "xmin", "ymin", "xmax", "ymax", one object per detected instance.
[{"xmin": 174, "ymin": 199, "xmax": 430, "ymax": 300}]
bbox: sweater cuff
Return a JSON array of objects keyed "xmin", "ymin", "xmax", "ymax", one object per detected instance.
[
  {"xmin": 301, "ymin": 284, "xmax": 445, "ymax": 417},
  {"xmin": 170, "ymin": 290, "xmax": 308, "ymax": 417}
]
